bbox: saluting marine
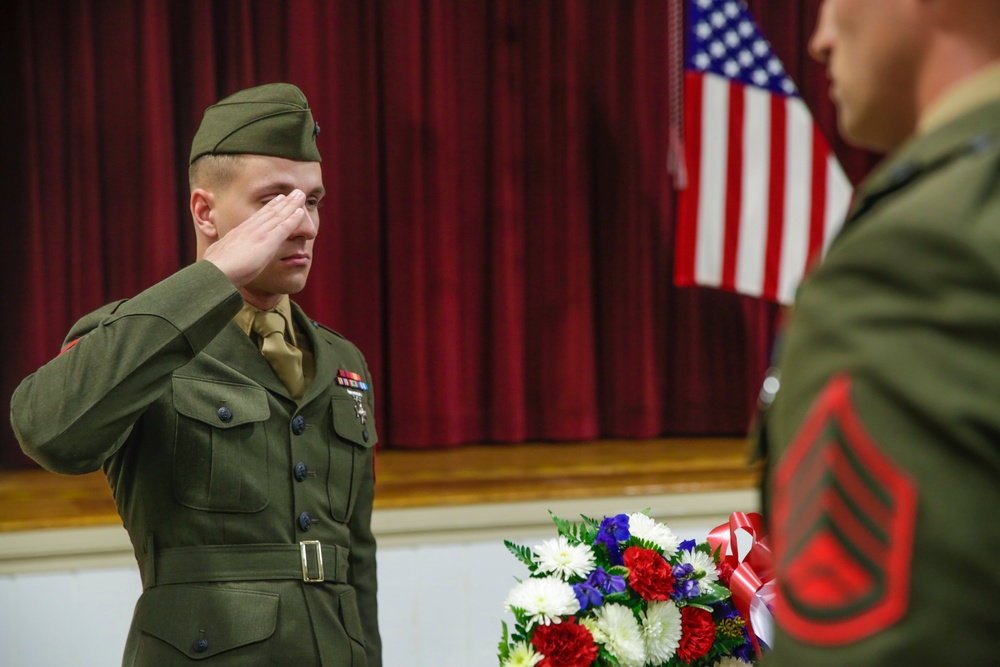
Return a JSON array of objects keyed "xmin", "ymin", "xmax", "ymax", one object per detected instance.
[{"xmin": 11, "ymin": 83, "xmax": 381, "ymax": 666}]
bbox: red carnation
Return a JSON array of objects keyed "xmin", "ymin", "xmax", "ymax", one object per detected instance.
[
  {"xmin": 623, "ymin": 546, "xmax": 675, "ymax": 601},
  {"xmin": 677, "ymin": 606, "xmax": 716, "ymax": 663},
  {"xmin": 717, "ymin": 561, "xmax": 735, "ymax": 586},
  {"xmin": 530, "ymin": 618, "xmax": 599, "ymax": 667}
]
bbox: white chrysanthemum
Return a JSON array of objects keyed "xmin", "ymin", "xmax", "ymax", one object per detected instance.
[
  {"xmin": 627, "ymin": 513, "xmax": 681, "ymax": 557},
  {"xmin": 502, "ymin": 640, "xmax": 544, "ymax": 667},
  {"xmin": 713, "ymin": 658, "xmax": 753, "ymax": 667},
  {"xmin": 504, "ymin": 576, "xmax": 580, "ymax": 628},
  {"xmin": 592, "ymin": 603, "xmax": 646, "ymax": 667},
  {"xmin": 679, "ymin": 547, "xmax": 719, "ymax": 584},
  {"xmin": 533, "ymin": 535, "xmax": 596, "ymax": 580},
  {"xmin": 580, "ymin": 616, "xmax": 606, "ymax": 644},
  {"xmin": 641, "ymin": 600, "xmax": 682, "ymax": 664}
]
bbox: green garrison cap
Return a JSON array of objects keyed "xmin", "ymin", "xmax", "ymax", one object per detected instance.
[{"xmin": 189, "ymin": 83, "xmax": 321, "ymax": 164}]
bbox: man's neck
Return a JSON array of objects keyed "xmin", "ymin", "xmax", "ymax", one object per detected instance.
[{"xmin": 240, "ymin": 288, "xmax": 284, "ymax": 312}]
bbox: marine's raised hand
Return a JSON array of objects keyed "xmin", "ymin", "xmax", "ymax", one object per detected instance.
[{"xmin": 203, "ymin": 189, "xmax": 307, "ymax": 288}]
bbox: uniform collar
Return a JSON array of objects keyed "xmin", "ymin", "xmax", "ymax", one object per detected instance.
[
  {"xmin": 919, "ymin": 60, "xmax": 1000, "ymax": 137},
  {"xmin": 233, "ymin": 294, "xmax": 298, "ymax": 346}
]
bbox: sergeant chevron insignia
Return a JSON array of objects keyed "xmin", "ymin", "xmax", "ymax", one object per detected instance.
[{"xmin": 772, "ymin": 374, "xmax": 918, "ymax": 646}]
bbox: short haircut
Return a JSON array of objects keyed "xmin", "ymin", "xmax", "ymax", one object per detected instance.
[{"xmin": 188, "ymin": 154, "xmax": 247, "ymax": 191}]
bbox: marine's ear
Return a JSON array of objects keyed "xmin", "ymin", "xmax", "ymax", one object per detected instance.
[{"xmin": 190, "ymin": 188, "xmax": 218, "ymax": 240}]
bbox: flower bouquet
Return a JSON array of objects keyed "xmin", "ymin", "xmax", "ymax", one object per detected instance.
[{"xmin": 498, "ymin": 511, "xmax": 763, "ymax": 667}]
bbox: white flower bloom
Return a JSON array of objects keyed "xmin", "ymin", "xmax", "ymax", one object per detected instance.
[
  {"xmin": 533, "ymin": 535, "xmax": 596, "ymax": 580},
  {"xmin": 502, "ymin": 640, "xmax": 544, "ymax": 667},
  {"xmin": 679, "ymin": 547, "xmax": 719, "ymax": 585},
  {"xmin": 714, "ymin": 658, "xmax": 753, "ymax": 667},
  {"xmin": 580, "ymin": 616, "xmax": 606, "ymax": 644},
  {"xmin": 592, "ymin": 603, "xmax": 646, "ymax": 667},
  {"xmin": 504, "ymin": 576, "xmax": 580, "ymax": 628},
  {"xmin": 641, "ymin": 600, "xmax": 682, "ymax": 664},
  {"xmin": 627, "ymin": 513, "xmax": 681, "ymax": 557}
]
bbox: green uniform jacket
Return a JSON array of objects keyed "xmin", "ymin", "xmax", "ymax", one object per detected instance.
[
  {"xmin": 759, "ymin": 99, "xmax": 1000, "ymax": 664},
  {"xmin": 10, "ymin": 261, "xmax": 382, "ymax": 667}
]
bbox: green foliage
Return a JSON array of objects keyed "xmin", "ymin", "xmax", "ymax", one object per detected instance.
[
  {"xmin": 504, "ymin": 540, "xmax": 536, "ymax": 570},
  {"xmin": 597, "ymin": 646, "xmax": 622, "ymax": 667},
  {"xmin": 549, "ymin": 510, "xmax": 599, "ymax": 545},
  {"xmin": 687, "ymin": 581, "xmax": 732, "ymax": 606},
  {"xmin": 497, "ymin": 621, "xmax": 510, "ymax": 665},
  {"xmin": 550, "ymin": 512, "xmax": 580, "ymax": 540}
]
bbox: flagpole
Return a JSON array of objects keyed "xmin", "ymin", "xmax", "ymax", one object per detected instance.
[{"xmin": 667, "ymin": 0, "xmax": 688, "ymax": 190}]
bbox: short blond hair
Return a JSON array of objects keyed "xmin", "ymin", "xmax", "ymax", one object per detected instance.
[{"xmin": 188, "ymin": 154, "xmax": 247, "ymax": 191}]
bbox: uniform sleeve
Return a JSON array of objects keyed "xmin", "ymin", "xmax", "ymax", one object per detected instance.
[
  {"xmin": 348, "ymin": 356, "xmax": 381, "ymax": 666},
  {"xmin": 10, "ymin": 261, "xmax": 243, "ymax": 474}
]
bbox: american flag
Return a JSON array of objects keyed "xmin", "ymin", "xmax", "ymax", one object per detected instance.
[{"xmin": 673, "ymin": 0, "xmax": 852, "ymax": 304}]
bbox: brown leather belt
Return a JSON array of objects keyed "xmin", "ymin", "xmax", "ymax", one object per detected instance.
[{"xmin": 139, "ymin": 541, "xmax": 349, "ymax": 590}]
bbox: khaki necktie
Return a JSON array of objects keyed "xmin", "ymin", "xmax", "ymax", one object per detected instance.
[{"xmin": 252, "ymin": 310, "xmax": 306, "ymax": 400}]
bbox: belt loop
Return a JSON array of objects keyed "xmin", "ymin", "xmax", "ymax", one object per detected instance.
[
  {"xmin": 335, "ymin": 545, "xmax": 350, "ymax": 582},
  {"xmin": 138, "ymin": 534, "xmax": 156, "ymax": 590},
  {"xmin": 299, "ymin": 540, "xmax": 325, "ymax": 582}
]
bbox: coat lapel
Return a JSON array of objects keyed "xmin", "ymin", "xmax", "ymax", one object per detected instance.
[
  {"xmin": 292, "ymin": 302, "xmax": 339, "ymax": 406},
  {"xmin": 202, "ymin": 320, "xmax": 292, "ymax": 400}
]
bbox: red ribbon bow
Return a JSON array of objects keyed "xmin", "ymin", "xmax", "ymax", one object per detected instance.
[{"xmin": 707, "ymin": 511, "xmax": 774, "ymax": 657}]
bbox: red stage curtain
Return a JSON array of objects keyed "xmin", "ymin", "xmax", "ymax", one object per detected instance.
[{"xmin": 0, "ymin": 0, "xmax": 878, "ymax": 467}]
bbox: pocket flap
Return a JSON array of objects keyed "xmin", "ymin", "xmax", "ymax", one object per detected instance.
[
  {"xmin": 331, "ymin": 394, "xmax": 378, "ymax": 448},
  {"xmin": 135, "ymin": 585, "xmax": 278, "ymax": 659},
  {"xmin": 174, "ymin": 376, "xmax": 270, "ymax": 428}
]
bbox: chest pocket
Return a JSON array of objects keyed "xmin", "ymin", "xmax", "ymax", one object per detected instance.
[
  {"xmin": 172, "ymin": 376, "xmax": 271, "ymax": 513},
  {"xmin": 327, "ymin": 393, "xmax": 377, "ymax": 522}
]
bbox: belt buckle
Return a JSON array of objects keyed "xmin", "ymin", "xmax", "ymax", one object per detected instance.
[{"xmin": 299, "ymin": 540, "xmax": 325, "ymax": 583}]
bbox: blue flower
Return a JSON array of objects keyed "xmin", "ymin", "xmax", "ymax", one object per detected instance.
[
  {"xmin": 571, "ymin": 566, "xmax": 627, "ymax": 611},
  {"xmin": 572, "ymin": 581, "xmax": 603, "ymax": 610},
  {"xmin": 595, "ymin": 515, "xmax": 630, "ymax": 565},
  {"xmin": 669, "ymin": 563, "xmax": 700, "ymax": 600},
  {"xmin": 672, "ymin": 563, "xmax": 695, "ymax": 578},
  {"xmin": 673, "ymin": 578, "xmax": 700, "ymax": 600},
  {"xmin": 678, "ymin": 538, "xmax": 697, "ymax": 552}
]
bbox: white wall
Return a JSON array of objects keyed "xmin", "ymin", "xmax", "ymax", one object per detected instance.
[{"xmin": 0, "ymin": 491, "xmax": 757, "ymax": 667}]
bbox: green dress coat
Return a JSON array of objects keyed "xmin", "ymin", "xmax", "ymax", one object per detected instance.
[
  {"xmin": 11, "ymin": 261, "xmax": 381, "ymax": 667},
  {"xmin": 758, "ymin": 98, "xmax": 1000, "ymax": 664}
]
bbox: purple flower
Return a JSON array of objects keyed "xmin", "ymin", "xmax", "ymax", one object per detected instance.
[
  {"xmin": 670, "ymin": 563, "xmax": 700, "ymax": 600},
  {"xmin": 672, "ymin": 563, "xmax": 695, "ymax": 578},
  {"xmin": 673, "ymin": 578, "xmax": 700, "ymax": 600},
  {"xmin": 572, "ymin": 566, "xmax": 627, "ymax": 610},
  {"xmin": 595, "ymin": 515, "xmax": 630, "ymax": 565},
  {"xmin": 678, "ymin": 539, "xmax": 697, "ymax": 552},
  {"xmin": 591, "ymin": 566, "xmax": 627, "ymax": 595},
  {"xmin": 573, "ymin": 582, "xmax": 603, "ymax": 610}
]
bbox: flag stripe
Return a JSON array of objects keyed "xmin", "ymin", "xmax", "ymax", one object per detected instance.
[
  {"xmin": 695, "ymin": 74, "xmax": 730, "ymax": 288},
  {"xmin": 806, "ymin": 123, "xmax": 830, "ymax": 275},
  {"xmin": 826, "ymin": 157, "xmax": 853, "ymax": 252},
  {"xmin": 721, "ymin": 79, "xmax": 746, "ymax": 292},
  {"xmin": 762, "ymin": 93, "xmax": 787, "ymax": 302},
  {"xmin": 779, "ymin": 97, "xmax": 816, "ymax": 304},
  {"xmin": 674, "ymin": 71, "xmax": 705, "ymax": 287},
  {"xmin": 735, "ymin": 84, "xmax": 772, "ymax": 298}
]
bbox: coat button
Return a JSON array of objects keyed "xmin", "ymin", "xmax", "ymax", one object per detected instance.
[
  {"xmin": 217, "ymin": 407, "xmax": 233, "ymax": 423},
  {"xmin": 294, "ymin": 462, "xmax": 308, "ymax": 482},
  {"xmin": 298, "ymin": 512, "xmax": 313, "ymax": 532},
  {"xmin": 291, "ymin": 415, "xmax": 306, "ymax": 435},
  {"xmin": 193, "ymin": 638, "xmax": 209, "ymax": 653},
  {"xmin": 362, "ymin": 429, "xmax": 369, "ymax": 442}
]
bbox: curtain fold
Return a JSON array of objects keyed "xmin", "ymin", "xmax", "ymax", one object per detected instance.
[{"xmin": 0, "ymin": 0, "xmax": 877, "ymax": 466}]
